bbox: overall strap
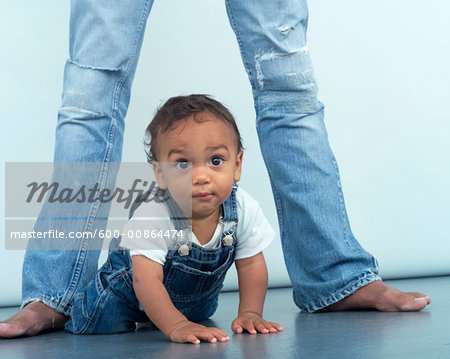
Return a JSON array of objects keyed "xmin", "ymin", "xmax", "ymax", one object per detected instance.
[
  {"xmin": 219, "ymin": 184, "xmax": 238, "ymax": 223},
  {"xmin": 163, "ymin": 191, "xmax": 190, "ymax": 230}
]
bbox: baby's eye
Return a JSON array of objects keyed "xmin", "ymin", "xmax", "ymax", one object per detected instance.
[
  {"xmin": 209, "ymin": 156, "xmax": 224, "ymax": 166},
  {"xmin": 175, "ymin": 160, "xmax": 191, "ymax": 170}
]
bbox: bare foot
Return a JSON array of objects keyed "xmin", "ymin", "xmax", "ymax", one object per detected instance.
[
  {"xmin": 322, "ymin": 280, "xmax": 431, "ymax": 312},
  {"xmin": 0, "ymin": 301, "xmax": 69, "ymax": 338}
]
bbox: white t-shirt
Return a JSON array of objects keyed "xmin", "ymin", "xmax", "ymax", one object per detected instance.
[{"xmin": 120, "ymin": 188, "xmax": 275, "ymax": 265}]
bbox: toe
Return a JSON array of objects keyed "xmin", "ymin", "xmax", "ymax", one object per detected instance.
[
  {"xmin": 399, "ymin": 296, "xmax": 428, "ymax": 311},
  {"xmin": 406, "ymin": 292, "xmax": 431, "ymax": 304},
  {"xmin": 0, "ymin": 322, "xmax": 27, "ymax": 338}
]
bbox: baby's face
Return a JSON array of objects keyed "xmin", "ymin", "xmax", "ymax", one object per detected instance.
[{"xmin": 153, "ymin": 114, "xmax": 243, "ymax": 220}]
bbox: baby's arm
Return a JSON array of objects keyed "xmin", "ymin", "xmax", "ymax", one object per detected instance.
[
  {"xmin": 132, "ymin": 255, "xmax": 229, "ymax": 344},
  {"xmin": 232, "ymin": 252, "xmax": 283, "ymax": 334}
]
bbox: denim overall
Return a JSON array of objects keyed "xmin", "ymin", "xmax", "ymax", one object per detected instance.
[{"xmin": 65, "ymin": 188, "xmax": 238, "ymax": 334}]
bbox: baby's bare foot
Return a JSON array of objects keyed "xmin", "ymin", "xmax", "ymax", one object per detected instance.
[
  {"xmin": 322, "ymin": 280, "xmax": 431, "ymax": 312},
  {"xmin": 0, "ymin": 301, "xmax": 68, "ymax": 338}
]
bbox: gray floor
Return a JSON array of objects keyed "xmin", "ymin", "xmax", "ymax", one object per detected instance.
[{"xmin": 1, "ymin": 276, "xmax": 449, "ymax": 359}]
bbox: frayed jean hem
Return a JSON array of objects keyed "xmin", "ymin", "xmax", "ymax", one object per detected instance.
[
  {"xmin": 298, "ymin": 271, "xmax": 382, "ymax": 313},
  {"xmin": 21, "ymin": 295, "xmax": 71, "ymax": 317}
]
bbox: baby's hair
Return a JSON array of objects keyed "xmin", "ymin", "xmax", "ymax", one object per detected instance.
[{"xmin": 144, "ymin": 94, "xmax": 243, "ymax": 163}]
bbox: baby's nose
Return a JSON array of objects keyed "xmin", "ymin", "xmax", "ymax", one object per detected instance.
[{"xmin": 192, "ymin": 167, "xmax": 210, "ymax": 184}]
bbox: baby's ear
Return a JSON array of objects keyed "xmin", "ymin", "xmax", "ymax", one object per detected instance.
[
  {"xmin": 152, "ymin": 161, "xmax": 167, "ymax": 189},
  {"xmin": 233, "ymin": 150, "xmax": 244, "ymax": 183}
]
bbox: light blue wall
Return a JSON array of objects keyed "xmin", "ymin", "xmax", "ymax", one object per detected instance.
[{"xmin": 1, "ymin": 1, "xmax": 449, "ymax": 307}]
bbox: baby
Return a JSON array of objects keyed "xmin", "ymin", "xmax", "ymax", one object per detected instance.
[{"xmin": 65, "ymin": 94, "xmax": 283, "ymax": 344}]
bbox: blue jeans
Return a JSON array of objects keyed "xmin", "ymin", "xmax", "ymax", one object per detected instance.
[{"xmin": 22, "ymin": 0, "xmax": 380, "ymax": 315}]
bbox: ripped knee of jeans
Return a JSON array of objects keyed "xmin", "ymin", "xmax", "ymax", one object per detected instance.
[
  {"xmin": 253, "ymin": 47, "xmax": 323, "ymax": 113},
  {"xmin": 61, "ymin": 60, "xmax": 125, "ymax": 116},
  {"xmin": 254, "ymin": 46, "xmax": 317, "ymax": 93}
]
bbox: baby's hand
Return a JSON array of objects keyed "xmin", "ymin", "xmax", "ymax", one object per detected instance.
[
  {"xmin": 169, "ymin": 320, "xmax": 230, "ymax": 344},
  {"xmin": 231, "ymin": 312, "xmax": 283, "ymax": 335}
]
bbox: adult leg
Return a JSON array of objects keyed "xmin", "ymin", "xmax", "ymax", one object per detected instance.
[
  {"xmin": 224, "ymin": 0, "xmax": 430, "ymax": 312},
  {"xmin": 0, "ymin": 0, "xmax": 155, "ymax": 338}
]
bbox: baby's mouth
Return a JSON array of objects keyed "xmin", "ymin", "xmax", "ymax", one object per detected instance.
[{"xmin": 193, "ymin": 192, "xmax": 214, "ymax": 199}]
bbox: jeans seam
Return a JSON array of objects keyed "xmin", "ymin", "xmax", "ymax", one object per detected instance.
[
  {"xmin": 111, "ymin": 0, "xmax": 151, "ymax": 118},
  {"xmin": 121, "ymin": 270, "xmax": 133, "ymax": 290},
  {"xmin": 225, "ymin": 1, "xmax": 257, "ymax": 96},
  {"xmin": 108, "ymin": 269, "xmax": 135, "ymax": 300},
  {"xmin": 331, "ymin": 155, "xmax": 355, "ymax": 251},
  {"xmin": 259, "ymin": 147, "xmax": 284, "ymax": 240},
  {"xmin": 80, "ymin": 287, "xmax": 112, "ymax": 334},
  {"xmin": 272, "ymin": 185, "xmax": 284, "ymax": 241}
]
